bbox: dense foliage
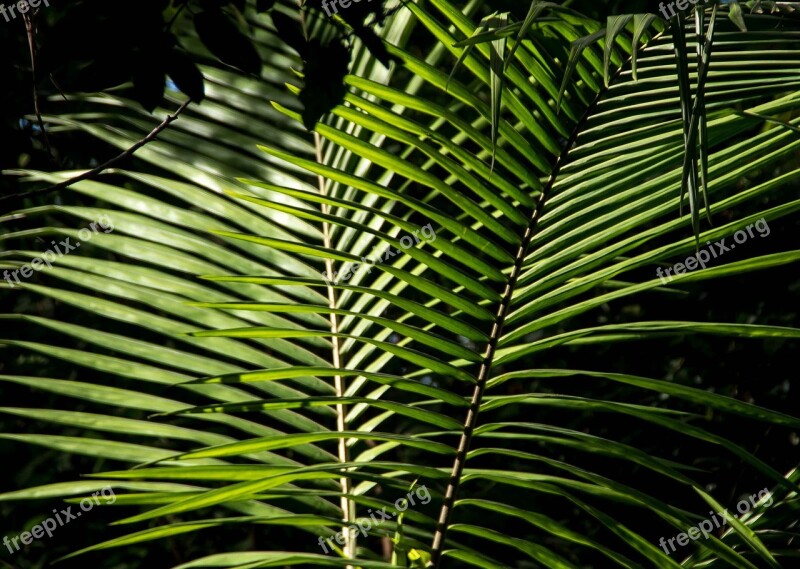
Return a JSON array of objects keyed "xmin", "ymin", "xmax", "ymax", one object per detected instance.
[{"xmin": 1, "ymin": 1, "xmax": 799, "ymax": 567}]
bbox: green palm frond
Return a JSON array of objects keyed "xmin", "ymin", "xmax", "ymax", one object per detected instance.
[{"xmin": 2, "ymin": 1, "xmax": 799, "ymax": 568}]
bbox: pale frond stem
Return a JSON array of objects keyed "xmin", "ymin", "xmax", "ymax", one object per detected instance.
[
  {"xmin": 429, "ymin": 30, "xmax": 666, "ymax": 568},
  {"xmin": 316, "ymin": 130, "xmax": 356, "ymax": 560},
  {"xmin": 297, "ymin": 0, "xmax": 355, "ymax": 559}
]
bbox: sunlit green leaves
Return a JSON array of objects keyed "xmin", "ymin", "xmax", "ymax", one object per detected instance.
[{"xmin": 2, "ymin": 1, "xmax": 799, "ymax": 568}]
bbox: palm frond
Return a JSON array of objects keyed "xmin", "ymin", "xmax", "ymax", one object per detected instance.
[{"xmin": 1, "ymin": 1, "xmax": 799, "ymax": 568}]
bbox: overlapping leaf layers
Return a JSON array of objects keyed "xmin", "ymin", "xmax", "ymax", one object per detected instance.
[{"xmin": 2, "ymin": 1, "xmax": 800, "ymax": 568}]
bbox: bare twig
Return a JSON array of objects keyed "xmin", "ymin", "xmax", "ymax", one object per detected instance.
[
  {"xmin": 49, "ymin": 73, "xmax": 68, "ymax": 102},
  {"xmin": 0, "ymin": 100, "xmax": 191, "ymax": 210},
  {"xmin": 23, "ymin": 10, "xmax": 53, "ymax": 159}
]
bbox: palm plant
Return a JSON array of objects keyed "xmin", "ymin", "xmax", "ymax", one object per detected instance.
[{"xmin": 1, "ymin": 0, "xmax": 799, "ymax": 567}]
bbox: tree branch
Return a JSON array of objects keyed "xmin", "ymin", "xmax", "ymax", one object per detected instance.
[
  {"xmin": 24, "ymin": 10, "xmax": 53, "ymax": 160},
  {"xmin": 0, "ymin": 100, "xmax": 191, "ymax": 211}
]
